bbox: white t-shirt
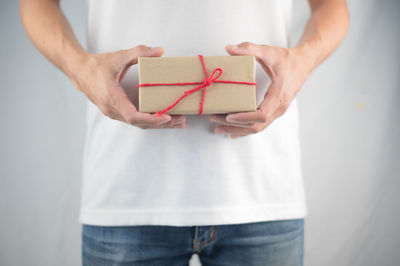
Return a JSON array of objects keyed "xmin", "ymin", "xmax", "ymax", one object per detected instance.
[{"xmin": 79, "ymin": 0, "xmax": 307, "ymax": 226}]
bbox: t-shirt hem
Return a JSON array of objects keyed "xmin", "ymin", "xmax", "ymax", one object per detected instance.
[{"xmin": 79, "ymin": 203, "xmax": 307, "ymax": 226}]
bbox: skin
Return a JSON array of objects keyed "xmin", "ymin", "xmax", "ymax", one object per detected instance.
[
  {"xmin": 19, "ymin": 0, "xmax": 185, "ymax": 130},
  {"xmin": 19, "ymin": 0, "xmax": 349, "ymax": 134},
  {"xmin": 212, "ymin": 0, "xmax": 350, "ymax": 138}
]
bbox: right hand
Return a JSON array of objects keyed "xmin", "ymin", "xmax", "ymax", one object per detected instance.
[{"xmin": 70, "ymin": 45, "xmax": 186, "ymax": 129}]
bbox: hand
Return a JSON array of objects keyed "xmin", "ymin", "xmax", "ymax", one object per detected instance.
[
  {"xmin": 210, "ymin": 42, "xmax": 313, "ymax": 138},
  {"xmin": 70, "ymin": 45, "xmax": 186, "ymax": 129}
]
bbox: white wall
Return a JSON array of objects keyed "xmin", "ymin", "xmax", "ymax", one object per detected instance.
[
  {"xmin": 0, "ymin": 0, "xmax": 399, "ymax": 265},
  {"xmin": 294, "ymin": 1, "xmax": 400, "ymax": 265}
]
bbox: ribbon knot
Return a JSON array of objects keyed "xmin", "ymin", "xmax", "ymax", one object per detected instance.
[
  {"xmin": 204, "ymin": 68, "xmax": 223, "ymax": 87},
  {"xmin": 137, "ymin": 54, "xmax": 257, "ymax": 116},
  {"xmin": 204, "ymin": 79, "xmax": 212, "ymax": 87}
]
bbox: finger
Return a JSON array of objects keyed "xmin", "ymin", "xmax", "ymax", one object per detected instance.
[
  {"xmin": 130, "ymin": 45, "xmax": 164, "ymax": 64},
  {"xmin": 133, "ymin": 45, "xmax": 165, "ymax": 59},
  {"xmin": 225, "ymin": 42, "xmax": 276, "ymax": 77},
  {"xmin": 225, "ymin": 110, "xmax": 267, "ymax": 124},
  {"xmin": 115, "ymin": 45, "xmax": 164, "ymax": 82},
  {"xmin": 109, "ymin": 86, "xmax": 139, "ymax": 120},
  {"xmin": 231, "ymin": 134, "xmax": 250, "ymax": 139},
  {"xmin": 141, "ymin": 120, "xmax": 186, "ymax": 130},
  {"xmin": 209, "ymin": 114, "xmax": 254, "ymax": 128},
  {"xmin": 112, "ymin": 89, "xmax": 172, "ymax": 126},
  {"xmin": 215, "ymin": 125, "xmax": 253, "ymax": 136},
  {"xmin": 151, "ymin": 115, "xmax": 186, "ymax": 129},
  {"xmin": 228, "ymin": 80, "xmax": 282, "ymax": 125},
  {"xmin": 167, "ymin": 115, "xmax": 186, "ymax": 126},
  {"xmin": 122, "ymin": 45, "xmax": 165, "ymax": 66},
  {"xmin": 257, "ymin": 80, "xmax": 282, "ymax": 115},
  {"xmin": 132, "ymin": 112, "xmax": 172, "ymax": 126},
  {"xmin": 225, "ymin": 42, "xmax": 264, "ymax": 60}
]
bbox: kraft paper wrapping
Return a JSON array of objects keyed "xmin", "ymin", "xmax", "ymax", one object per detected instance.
[{"xmin": 138, "ymin": 55, "xmax": 256, "ymax": 115}]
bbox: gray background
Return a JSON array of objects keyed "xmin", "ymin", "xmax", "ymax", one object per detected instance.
[{"xmin": 1, "ymin": 0, "xmax": 399, "ymax": 265}]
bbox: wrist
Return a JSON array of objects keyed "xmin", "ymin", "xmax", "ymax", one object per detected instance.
[
  {"xmin": 66, "ymin": 53, "xmax": 93, "ymax": 94},
  {"xmin": 61, "ymin": 41, "xmax": 90, "ymax": 84},
  {"xmin": 291, "ymin": 36, "xmax": 323, "ymax": 74}
]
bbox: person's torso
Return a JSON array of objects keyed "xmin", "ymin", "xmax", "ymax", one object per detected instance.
[{"xmin": 81, "ymin": 0, "xmax": 305, "ymax": 226}]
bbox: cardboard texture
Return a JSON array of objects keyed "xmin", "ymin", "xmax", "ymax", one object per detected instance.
[{"xmin": 138, "ymin": 55, "xmax": 256, "ymax": 115}]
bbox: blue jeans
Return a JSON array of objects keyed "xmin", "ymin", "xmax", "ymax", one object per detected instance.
[{"xmin": 82, "ymin": 219, "xmax": 304, "ymax": 266}]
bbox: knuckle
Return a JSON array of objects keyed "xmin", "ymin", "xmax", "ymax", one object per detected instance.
[
  {"xmin": 281, "ymin": 47, "xmax": 290, "ymax": 57},
  {"xmin": 278, "ymin": 98, "xmax": 291, "ymax": 113},
  {"xmin": 250, "ymin": 125, "xmax": 260, "ymax": 134},
  {"xmin": 108, "ymin": 113, "xmax": 118, "ymax": 120},
  {"xmin": 101, "ymin": 107, "xmax": 113, "ymax": 117},
  {"xmin": 256, "ymin": 110, "xmax": 268, "ymax": 124},
  {"xmin": 276, "ymin": 106, "xmax": 287, "ymax": 118},
  {"xmin": 259, "ymin": 114, "xmax": 268, "ymax": 124},
  {"xmin": 98, "ymin": 94, "xmax": 111, "ymax": 108},
  {"xmin": 135, "ymin": 44, "xmax": 148, "ymax": 52},
  {"xmin": 240, "ymin": 42, "xmax": 252, "ymax": 49},
  {"xmin": 261, "ymin": 44, "xmax": 269, "ymax": 50},
  {"xmin": 125, "ymin": 115, "xmax": 137, "ymax": 125},
  {"xmin": 282, "ymin": 101, "xmax": 291, "ymax": 111},
  {"xmin": 280, "ymin": 91, "xmax": 291, "ymax": 103}
]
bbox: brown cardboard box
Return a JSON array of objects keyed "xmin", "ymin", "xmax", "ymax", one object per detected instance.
[{"xmin": 138, "ymin": 55, "xmax": 256, "ymax": 115}]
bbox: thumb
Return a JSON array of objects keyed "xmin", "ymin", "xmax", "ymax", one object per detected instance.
[
  {"xmin": 134, "ymin": 45, "xmax": 165, "ymax": 58},
  {"xmin": 120, "ymin": 45, "xmax": 165, "ymax": 66},
  {"xmin": 225, "ymin": 42, "xmax": 261, "ymax": 56}
]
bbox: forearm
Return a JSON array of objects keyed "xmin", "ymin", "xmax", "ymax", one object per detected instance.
[
  {"xmin": 19, "ymin": 0, "xmax": 87, "ymax": 80},
  {"xmin": 293, "ymin": 0, "xmax": 350, "ymax": 71}
]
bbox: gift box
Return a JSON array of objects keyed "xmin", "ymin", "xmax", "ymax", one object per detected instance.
[{"xmin": 138, "ymin": 55, "xmax": 257, "ymax": 116}]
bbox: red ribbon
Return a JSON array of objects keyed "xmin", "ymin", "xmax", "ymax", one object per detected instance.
[{"xmin": 137, "ymin": 54, "xmax": 257, "ymax": 116}]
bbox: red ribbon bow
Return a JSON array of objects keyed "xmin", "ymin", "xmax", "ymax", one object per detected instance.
[{"xmin": 137, "ymin": 54, "xmax": 257, "ymax": 116}]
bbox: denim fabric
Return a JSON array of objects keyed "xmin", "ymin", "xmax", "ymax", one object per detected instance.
[{"xmin": 82, "ymin": 219, "xmax": 304, "ymax": 266}]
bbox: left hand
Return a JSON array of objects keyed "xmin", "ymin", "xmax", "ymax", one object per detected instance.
[{"xmin": 210, "ymin": 42, "xmax": 314, "ymax": 138}]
